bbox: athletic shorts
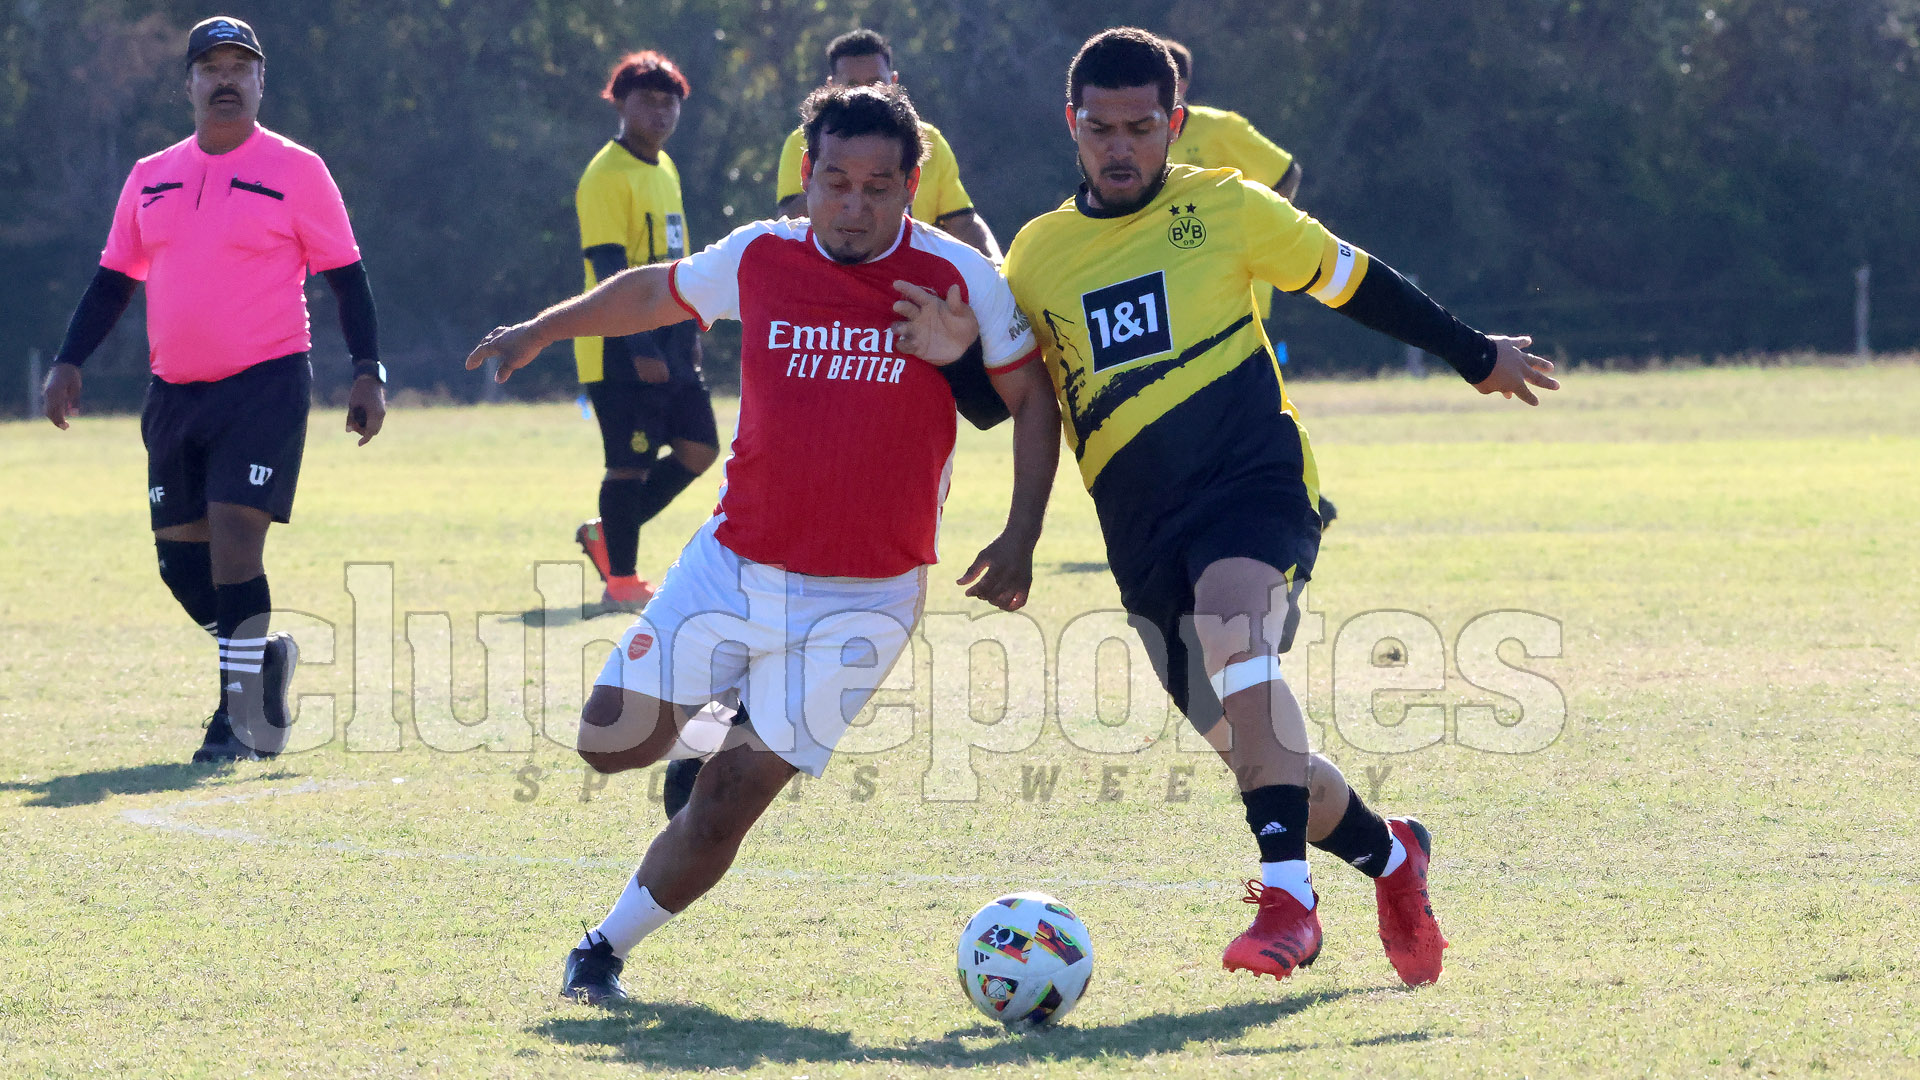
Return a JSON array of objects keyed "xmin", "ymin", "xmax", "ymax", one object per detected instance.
[
  {"xmin": 1115, "ymin": 482, "xmax": 1321, "ymax": 734},
  {"xmin": 587, "ymin": 379, "xmax": 719, "ymax": 471},
  {"xmin": 141, "ymin": 352, "xmax": 310, "ymax": 530},
  {"xmin": 595, "ymin": 515, "xmax": 926, "ymax": 777}
]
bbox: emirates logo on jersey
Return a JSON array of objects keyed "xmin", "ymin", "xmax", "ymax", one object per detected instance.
[{"xmin": 768, "ymin": 319, "xmax": 909, "ymax": 384}]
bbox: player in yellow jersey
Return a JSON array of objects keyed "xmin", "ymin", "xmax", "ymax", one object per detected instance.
[
  {"xmin": 573, "ymin": 52, "xmax": 720, "ymax": 611},
  {"xmin": 772, "ymin": 30, "xmax": 1001, "ymax": 262},
  {"xmin": 1004, "ymin": 29, "xmax": 1558, "ymax": 989}
]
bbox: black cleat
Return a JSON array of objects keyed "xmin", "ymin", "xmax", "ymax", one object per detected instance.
[
  {"xmin": 1318, "ymin": 495, "xmax": 1339, "ymax": 529},
  {"xmin": 562, "ymin": 936, "xmax": 627, "ymax": 1004},
  {"xmin": 662, "ymin": 758, "xmax": 701, "ymax": 820},
  {"xmin": 261, "ymin": 632, "xmax": 300, "ymax": 730},
  {"xmin": 191, "ymin": 711, "xmax": 263, "ymax": 763}
]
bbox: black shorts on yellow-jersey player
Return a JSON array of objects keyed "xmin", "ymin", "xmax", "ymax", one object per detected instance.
[{"xmin": 1005, "ymin": 163, "xmax": 1493, "ymax": 722}]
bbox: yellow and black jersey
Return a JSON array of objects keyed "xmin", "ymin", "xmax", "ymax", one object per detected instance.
[
  {"xmin": 775, "ymin": 121, "xmax": 972, "ymax": 224},
  {"xmin": 1004, "ymin": 165, "xmax": 1379, "ymax": 573},
  {"xmin": 1169, "ymin": 104, "xmax": 1294, "ymax": 188},
  {"xmin": 575, "ymin": 141, "xmax": 688, "ymax": 383}
]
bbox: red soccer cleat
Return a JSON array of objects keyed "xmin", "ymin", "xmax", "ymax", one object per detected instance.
[
  {"xmin": 1222, "ymin": 880, "xmax": 1323, "ymax": 981},
  {"xmin": 1375, "ymin": 817, "xmax": 1448, "ymax": 986},
  {"xmin": 576, "ymin": 519, "xmax": 614, "ymax": 585},
  {"xmin": 602, "ymin": 574, "xmax": 654, "ymax": 613}
]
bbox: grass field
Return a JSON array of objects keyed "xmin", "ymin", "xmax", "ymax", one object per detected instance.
[{"xmin": 3, "ymin": 360, "xmax": 1918, "ymax": 1077}]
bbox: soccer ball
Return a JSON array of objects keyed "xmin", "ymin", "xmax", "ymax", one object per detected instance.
[{"xmin": 956, "ymin": 891, "xmax": 1094, "ymax": 1029}]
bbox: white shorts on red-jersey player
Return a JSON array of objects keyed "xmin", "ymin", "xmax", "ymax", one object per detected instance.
[{"xmin": 595, "ymin": 515, "xmax": 925, "ymax": 778}]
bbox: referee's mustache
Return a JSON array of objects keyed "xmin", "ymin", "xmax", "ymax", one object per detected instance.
[{"xmin": 211, "ymin": 87, "xmax": 242, "ymax": 103}]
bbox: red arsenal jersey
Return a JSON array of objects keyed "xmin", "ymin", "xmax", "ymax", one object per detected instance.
[{"xmin": 669, "ymin": 217, "xmax": 1037, "ymax": 578}]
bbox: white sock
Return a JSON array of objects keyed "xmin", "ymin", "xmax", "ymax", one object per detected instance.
[
  {"xmin": 578, "ymin": 877, "xmax": 675, "ymax": 958},
  {"xmin": 1259, "ymin": 859, "xmax": 1315, "ymax": 909},
  {"xmin": 1381, "ymin": 830, "xmax": 1408, "ymax": 877}
]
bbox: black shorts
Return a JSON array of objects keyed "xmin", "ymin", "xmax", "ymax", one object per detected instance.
[
  {"xmin": 587, "ymin": 379, "xmax": 719, "ymax": 471},
  {"xmin": 141, "ymin": 353, "xmax": 310, "ymax": 530},
  {"xmin": 1116, "ymin": 484, "xmax": 1321, "ymax": 734}
]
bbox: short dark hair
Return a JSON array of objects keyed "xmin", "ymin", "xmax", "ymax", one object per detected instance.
[
  {"xmin": 801, "ymin": 83, "xmax": 925, "ymax": 175},
  {"xmin": 826, "ymin": 29, "xmax": 891, "ymax": 72},
  {"xmin": 602, "ymin": 50, "xmax": 690, "ymax": 102},
  {"xmin": 1067, "ymin": 28, "xmax": 1178, "ymax": 114},
  {"xmin": 1162, "ymin": 38, "xmax": 1193, "ymax": 85}
]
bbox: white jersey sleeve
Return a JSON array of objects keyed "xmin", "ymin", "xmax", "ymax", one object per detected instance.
[
  {"xmin": 910, "ymin": 222, "xmax": 1038, "ymax": 371},
  {"xmin": 670, "ymin": 220, "xmax": 784, "ymax": 328}
]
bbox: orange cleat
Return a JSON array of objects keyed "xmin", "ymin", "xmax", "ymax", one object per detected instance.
[
  {"xmin": 603, "ymin": 574, "xmax": 654, "ymax": 612},
  {"xmin": 1222, "ymin": 880, "xmax": 1322, "ymax": 981},
  {"xmin": 576, "ymin": 519, "xmax": 614, "ymax": 585},
  {"xmin": 1375, "ymin": 818, "xmax": 1448, "ymax": 986}
]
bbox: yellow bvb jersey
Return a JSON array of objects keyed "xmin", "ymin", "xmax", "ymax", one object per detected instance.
[
  {"xmin": 1169, "ymin": 105, "xmax": 1298, "ymax": 320},
  {"xmin": 574, "ymin": 141, "xmax": 687, "ymax": 382},
  {"xmin": 1005, "ymin": 165, "xmax": 1370, "ymax": 558},
  {"xmin": 775, "ymin": 121, "xmax": 973, "ymax": 224}
]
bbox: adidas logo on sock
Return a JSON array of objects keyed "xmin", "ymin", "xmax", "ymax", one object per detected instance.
[
  {"xmin": 1258, "ymin": 821, "xmax": 1288, "ymax": 836},
  {"xmin": 225, "ymin": 681, "xmax": 244, "ymax": 693},
  {"xmin": 1350, "ymin": 853, "xmax": 1373, "ymax": 866}
]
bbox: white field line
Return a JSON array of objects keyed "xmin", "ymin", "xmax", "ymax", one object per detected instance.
[{"xmin": 118, "ymin": 780, "xmax": 1233, "ymax": 892}]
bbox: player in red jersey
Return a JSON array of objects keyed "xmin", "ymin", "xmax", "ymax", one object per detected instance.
[{"xmin": 466, "ymin": 84, "xmax": 1058, "ymax": 1004}]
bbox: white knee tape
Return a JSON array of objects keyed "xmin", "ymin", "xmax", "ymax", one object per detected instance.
[{"xmin": 1210, "ymin": 654, "xmax": 1285, "ymax": 700}]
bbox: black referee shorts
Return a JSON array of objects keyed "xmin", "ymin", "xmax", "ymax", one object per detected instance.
[
  {"xmin": 587, "ymin": 379, "xmax": 719, "ymax": 471},
  {"xmin": 141, "ymin": 352, "xmax": 310, "ymax": 530}
]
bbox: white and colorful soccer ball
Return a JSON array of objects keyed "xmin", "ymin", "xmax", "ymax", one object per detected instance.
[{"xmin": 956, "ymin": 891, "xmax": 1094, "ymax": 1029}]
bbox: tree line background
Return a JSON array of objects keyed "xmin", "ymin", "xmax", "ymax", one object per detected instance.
[{"xmin": 4, "ymin": 0, "xmax": 1917, "ymax": 410}]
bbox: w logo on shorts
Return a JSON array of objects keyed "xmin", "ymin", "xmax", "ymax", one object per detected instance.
[{"xmin": 247, "ymin": 464, "xmax": 274, "ymax": 486}]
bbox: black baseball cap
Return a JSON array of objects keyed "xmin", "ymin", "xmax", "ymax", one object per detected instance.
[{"xmin": 186, "ymin": 16, "xmax": 263, "ymax": 66}]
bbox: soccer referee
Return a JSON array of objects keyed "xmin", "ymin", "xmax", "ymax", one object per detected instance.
[
  {"xmin": 772, "ymin": 30, "xmax": 1002, "ymax": 262},
  {"xmin": 42, "ymin": 16, "xmax": 386, "ymax": 763}
]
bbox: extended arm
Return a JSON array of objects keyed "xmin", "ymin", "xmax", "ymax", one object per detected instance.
[
  {"xmin": 465, "ymin": 264, "xmax": 693, "ymax": 382},
  {"xmin": 956, "ymin": 358, "xmax": 1059, "ymax": 611},
  {"xmin": 43, "ymin": 266, "xmax": 138, "ymax": 428}
]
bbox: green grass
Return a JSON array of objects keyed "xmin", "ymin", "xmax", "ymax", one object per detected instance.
[{"xmin": 3, "ymin": 360, "xmax": 1918, "ymax": 1077}]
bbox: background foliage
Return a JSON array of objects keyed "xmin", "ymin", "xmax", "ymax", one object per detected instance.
[{"xmin": 5, "ymin": 0, "xmax": 1918, "ymax": 406}]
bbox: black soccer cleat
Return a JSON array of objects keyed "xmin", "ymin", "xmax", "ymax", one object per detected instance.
[
  {"xmin": 262, "ymin": 632, "xmax": 301, "ymax": 729},
  {"xmin": 562, "ymin": 936, "xmax": 627, "ymax": 1005},
  {"xmin": 662, "ymin": 758, "xmax": 701, "ymax": 820},
  {"xmin": 191, "ymin": 711, "xmax": 264, "ymax": 763}
]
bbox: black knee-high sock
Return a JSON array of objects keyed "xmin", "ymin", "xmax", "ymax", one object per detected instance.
[
  {"xmin": 156, "ymin": 539, "xmax": 218, "ymax": 635},
  {"xmin": 216, "ymin": 575, "xmax": 272, "ymax": 718},
  {"xmin": 599, "ymin": 476, "xmax": 648, "ymax": 577},
  {"xmin": 1311, "ymin": 788, "xmax": 1396, "ymax": 877},
  {"xmin": 629, "ymin": 457, "xmax": 700, "ymax": 527},
  {"xmin": 1242, "ymin": 784, "xmax": 1310, "ymax": 864}
]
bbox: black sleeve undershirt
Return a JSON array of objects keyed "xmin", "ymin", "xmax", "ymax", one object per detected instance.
[
  {"xmin": 939, "ymin": 336, "xmax": 1012, "ymax": 429},
  {"xmin": 1332, "ymin": 260, "xmax": 1497, "ymax": 384},
  {"xmin": 53, "ymin": 267, "xmax": 139, "ymax": 368},
  {"xmin": 585, "ymin": 244, "xmax": 660, "ymax": 364},
  {"xmin": 320, "ymin": 260, "xmax": 380, "ymax": 363}
]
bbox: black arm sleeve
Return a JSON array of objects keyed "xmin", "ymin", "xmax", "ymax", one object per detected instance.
[
  {"xmin": 584, "ymin": 243, "xmax": 660, "ymax": 363},
  {"xmin": 1334, "ymin": 260, "xmax": 1497, "ymax": 383},
  {"xmin": 939, "ymin": 336, "xmax": 1013, "ymax": 430},
  {"xmin": 53, "ymin": 267, "xmax": 138, "ymax": 368},
  {"xmin": 320, "ymin": 261, "xmax": 380, "ymax": 362}
]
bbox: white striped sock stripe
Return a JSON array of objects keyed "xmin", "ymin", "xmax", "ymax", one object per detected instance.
[
  {"xmin": 221, "ymin": 663, "xmax": 264, "ymax": 674},
  {"xmin": 220, "ymin": 651, "xmax": 266, "ymax": 662},
  {"xmin": 219, "ymin": 636, "xmax": 271, "ymax": 648}
]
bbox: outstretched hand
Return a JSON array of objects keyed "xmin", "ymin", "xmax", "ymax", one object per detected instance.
[
  {"xmin": 891, "ymin": 281, "xmax": 979, "ymax": 365},
  {"xmin": 1474, "ymin": 335, "xmax": 1560, "ymax": 406},
  {"xmin": 464, "ymin": 323, "xmax": 546, "ymax": 383}
]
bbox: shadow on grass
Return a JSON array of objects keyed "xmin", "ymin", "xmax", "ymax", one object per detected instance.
[
  {"xmin": 515, "ymin": 601, "xmax": 629, "ymax": 628},
  {"xmin": 535, "ymin": 989, "xmax": 1367, "ymax": 1069},
  {"xmin": 1057, "ymin": 561, "xmax": 1110, "ymax": 574},
  {"xmin": 0, "ymin": 762, "xmax": 296, "ymax": 808}
]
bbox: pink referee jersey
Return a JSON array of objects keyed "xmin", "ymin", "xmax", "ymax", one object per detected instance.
[
  {"xmin": 669, "ymin": 216, "xmax": 1039, "ymax": 579},
  {"xmin": 99, "ymin": 124, "xmax": 362, "ymax": 384}
]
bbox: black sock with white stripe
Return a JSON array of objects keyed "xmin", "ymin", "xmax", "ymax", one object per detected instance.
[
  {"xmin": 1243, "ymin": 783, "xmax": 1314, "ymax": 908},
  {"xmin": 216, "ymin": 575, "xmax": 272, "ymax": 721}
]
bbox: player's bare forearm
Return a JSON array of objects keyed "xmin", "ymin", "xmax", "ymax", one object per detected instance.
[
  {"xmin": 466, "ymin": 265, "xmax": 691, "ymax": 382},
  {"xmin": 995, "ymin": 361, "xmax": 1060, "ymax": 544},
  {"xmin": 937, "ymin": 210, "xmax": 1004, "ymax": 264}
]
